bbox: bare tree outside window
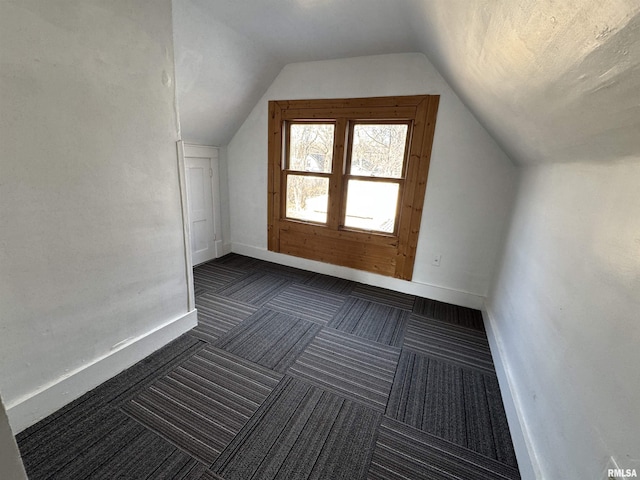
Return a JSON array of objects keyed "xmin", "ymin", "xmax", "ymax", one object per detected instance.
[
  {"xmin": 351, "ymin": 124, "xmax": 407, "ymax": 178},
  {"xmin": 285, "ymin": 123, "xmax": 334, "ymax": 222},
  {"xmin": 286, "ymin": 175, "xmax": 329, "ymax": 222},
  {"xmin": 288, "ymin": 124, "xmax": 334, "ymax": 173},
  {"xmin": 284, "ymin": 122, "xmax": 409, "ymax": 230}
]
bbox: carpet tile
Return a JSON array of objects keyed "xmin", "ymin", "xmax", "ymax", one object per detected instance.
[
  {"xmin": 257, "ymin": 261, "xmax": 316, "ymax": 282},
  {"xmin": 265, "ymin": 283, "xmax": 347, "ymax": 325},
  {"xmin": 122, "ymin": 346, "xmax": 282, "ymax": 465},
  {"xmin": 386, "ymin": 350, "xmax": 517, "ymax": 467},
  {"xmin": 192, "ymin": 262, "xmax": 246, "ymax": 296},
  {"xmin": 210, "ymin": 253, "xmax": 263, "ymax": 270},
  {"xmin": 191, "ymin": 293, "xmax": 258, "ymax": 343},
  {"xmin": 147, "ymin": 450, "xmax": 208, "ymax": 480},
  {"xmin": 17, "ymin": 254, "xmax": 520, "ymax": 480},
  {"xmin": 368, "ymin": 417, "xmax": 520, "ymax": 480},
  {"xmin": 23, "ymin": 409, "xmax": 136, "ymax": 479},
  {"xmin": 304, "ymin": 272, "xmax": 356, "ymax": 294},
  {"xmin": 212, "ymin": 376, "xmax": 381, "ymax": 480},
  {"xmin": 413, "ymin": 296, "xmax": 485, "ymax": 330},
  {"xmin": 351, "ymin": 283, "xmax": 415, "ymax": 310},
  {"xmin": 82, "ymin": 426, "xmax": 188, "ymax": 480},
  {"xmin": 17, "ymin": 335, "xmax": 204, "ymax": 477},
  {"xmin": 197, "ymin": 470, "xmax": 226, "ymax": 480},
  {"xmin": 214, "ymin": 308, "xmax": 322, "ymax": 373},
  {"xmin": 36, "ymin": 413, "xmax": 203, "ymax": 480},
  {"xmin": 329, "ymin": 297, "xmax": 409, "ymax": 347},
  {"xmin": 216, "ymin": 271, "xmax": 290, "ymax": 306},
  {"xmin": 288, "ymin": 328, "xmax": 400, "ymax": 411},
  {"xmin": 403, "ymin": 315, "xmax": 495, "ymax": 374}
]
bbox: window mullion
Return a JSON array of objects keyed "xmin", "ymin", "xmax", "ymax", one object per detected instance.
[
  {"xmin": 338, "ymin": 120, "xmax": 355, "ymax": 229},
  {"xmin": 327, "ymin": 117, "xmax": 347, "ymax": 230}
]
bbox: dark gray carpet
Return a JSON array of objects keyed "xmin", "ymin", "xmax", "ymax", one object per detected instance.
[
  {"xmin": 191, "ymin": 293, "xmax": 258, "ymax": 343},
  {"xmin": 49, "ymin": 413, "xmax": 207, "ymax": 480},
  {"xmin": 387, "ymin": 350, "xmax": 517, "ymax": 467},
  {"xmin": 369, "ymin": 417, "xmax": 520, "ymax": 480},
  {"xmin": 211, "ymin": 376, "xmax": 381, "ymax": 480},
  {"xmin": 192, "ymin": 262, "xmax": 246, "ymax": 297},
  {"xmin": 209, "ymin": 252, "xmax": 263, "ymax": 270},
  {"xmin": 413, "ymin": 296, "xmax": 485, "ymax": 330},
  {"xmin": 213, "ymin": 309, "xmax": 322, "ymax": 373},
  {"xmin": 288, "ymin": 328, "xmax": 400, "ymax": 411},
  {"xmin": 265, "ymin": 283, "xmax": 347, "ymax": 325},
  {"xmin": 304, "ymin": 272, "xmax": 355, "ymax": 294},
  {"xmin": 329, "ymin": 297, "xmax": 409, "ymax": 346},
  {"xmin": 216, "ymin": 271, "xmax": 291, "ymax": 306},
  {"xmin": 16, "ymin": 253, "xmax": 520, "ymax": 480},
  {"xmin": 256, "ymin": 262, "xmax": 316, "ymax": 283},
  {"xmin": 197, "ymin": 470, "xmax": 225, "ymax": 480},
  {"xmin": 403, "ymin": 314, "xmax": 496, "ymax": 374},
  {"xmin": 16, "ymin": 335, "xmax": 206, "ymax": 479},
  {"xmin": 62, "ymin": 418, "xmax": 202, "ymax": 480},
  {"xmin": 351, "ymin": 283, "xmax": 416, "ymax": 310},
  {"xmin": 122, "ymin": 346, "xmax": 281, "ymax": 464}
]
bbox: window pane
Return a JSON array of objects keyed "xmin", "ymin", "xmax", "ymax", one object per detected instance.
[
  {"xmin": 350, "ymin": 124, "xmax": 408, "ymax": 178},
  {"xmin": 344, "ymin": 180, "xmax": 399, "ymax": 232},
  {"xmin": 286, "ymin": 175, "xmax": 329, "ymax": 223},
  {"xmin": 288, "ymin": 123, "xmax": 334, "ymax": 173}
]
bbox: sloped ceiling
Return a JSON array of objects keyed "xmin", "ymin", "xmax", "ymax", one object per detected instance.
[
  {"xmin": 410, "ymin": 0, "xmax": 640, "ymax": 165},
  {"xmin": 173, "ymin": 0, "xmax": 640, "ymax": 165},
  {"xmin": 172, "ymin": 0, "xmax": 418, "ymax": 146}
]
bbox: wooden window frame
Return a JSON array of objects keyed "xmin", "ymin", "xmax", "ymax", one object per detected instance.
[{"xmin": 268, "ymin": 95, "xmax": 439, "ymax": 280}]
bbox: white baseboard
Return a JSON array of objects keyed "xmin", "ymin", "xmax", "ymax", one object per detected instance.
[
  {"xmin": 8, "ymin": 310, "xmax": 198, "ymax": 434},
  {"xmin": 231, "ymin": 243, "xmax": 484, "ymax": 309},
  {"xmin": 482, "ymin": 303, "xmax": 541, "ymax": 480},
  {"xmin": 214, "ymin": 240, "xmax": 223, "ymax": 258},
  {"xmin": 219, "ymin": 242, "xmax": 232, "ymax": 257}
]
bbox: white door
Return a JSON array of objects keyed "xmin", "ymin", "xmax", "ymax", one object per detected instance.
[{"xmin": 184, "ymin": 145, "xmax": 221, "ymax": 266}]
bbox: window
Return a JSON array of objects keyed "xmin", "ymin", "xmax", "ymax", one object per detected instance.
[{"xmin": 268, "ymin": 95, "xmax": 439, "ymax": 280}]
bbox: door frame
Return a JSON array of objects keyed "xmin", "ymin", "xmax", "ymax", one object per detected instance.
[
  {"xmin": 176, "ymin": 141, "xmax": 223, "ymax": 310},
  {"xmin": 183, "ymin": 143, "xmax": 223, "ymax": 261}
]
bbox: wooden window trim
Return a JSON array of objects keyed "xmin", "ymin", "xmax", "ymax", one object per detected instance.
[{"xmin": 268, "ymin": 95, "xmax": 439, "ymax": 280}]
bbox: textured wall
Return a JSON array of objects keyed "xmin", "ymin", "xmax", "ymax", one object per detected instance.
[
  {"xmin": 488, "ymin": 160, "xmax": 640, "ymax": 478},
  {"xmin": 172, "ymin": 0, "xmax": 282, "ymax": 146},
  {"xmin": 0, "ymin": 0, "xmax": 187, "ymax": 429},
  {"xmin": 411, "ymin": 0, "xmax": 640, "ymax": 165},
  {"xmin": 0, "ymin": 398, "xmax": 26, "ymax": 479}
]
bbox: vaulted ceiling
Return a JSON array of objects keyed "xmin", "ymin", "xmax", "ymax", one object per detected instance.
[{"xmin": 173, "ymin": 0, "xmax": 640, "ymax": 165}]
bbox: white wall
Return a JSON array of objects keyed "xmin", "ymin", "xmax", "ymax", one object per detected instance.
[
  {"xmin": 486, "ymin": 160, "xmax": 640, "ymax": 478},
  {"xmin": 0, "ymin": 0, "xmax": 194, "ymax": 432},
  {"xmin": 217, "ymin": 146, "xmax": 233, "ymax": 254},
  {"xmin": 172, "ymin": 0, "xmax": 282, "ymax": 146},
  {"xmin": 0, "ymin": 397, "xmax": 26, "ymax": 479},
  {"xmin": 226, "ymin": 53, "xmax": 516, "ymax": 306}
]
